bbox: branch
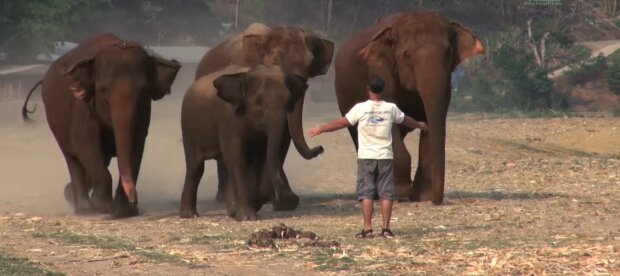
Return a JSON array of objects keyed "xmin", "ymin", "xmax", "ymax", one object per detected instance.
[
  {"xmin": 526, "ymin": 19, "xmax": 542, "ymax": 66},
  {"xmin": 539, "ymin": 32, "xmax": 550, "ymax": 67}
]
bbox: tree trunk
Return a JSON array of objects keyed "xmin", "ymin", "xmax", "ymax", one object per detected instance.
[
  {"xmin": 326, "ymin": 0, "xmax": 332, "ymax": 36},
  {"xmin": 234, "ymin": 0, "xmax": 240, "ymax": 30},
  {"xmin": 526, "ymin": 19, "xmax": 549, "ymax": 68},
  {"xmin": 604, "ymin": 0, "xmax": 618, "ymax": 16}
]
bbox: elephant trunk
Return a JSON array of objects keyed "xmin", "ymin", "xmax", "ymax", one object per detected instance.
[
  {"xmin": 413, "ymin": 58, "xmax": 451, "ymax": 205},
  {"xmin": 110, "ymin": 90, "xmax": 139, "ymax": 204},
  {"xmin": 261, "ymin": 116, "xmax": 286, "ymax": 202},
  {"xmin": 287, "ymin": 88, "xmax": 324, "ymax": 159}
]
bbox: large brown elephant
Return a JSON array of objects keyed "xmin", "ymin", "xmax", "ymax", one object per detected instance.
[
  {"xmin": 194, "ymin": 23, "xmax": 334, "ymax": 210},
  {"xmin": 180, "ymin": 64, "xmax": 308, "ymax": 220},
  {"xmin": 22, "ymin": 33, "xmax": 181, "ymax": 217},
  {"xmin": 335, "ymin": 11, "xmax": 484, "ymax": 204}
]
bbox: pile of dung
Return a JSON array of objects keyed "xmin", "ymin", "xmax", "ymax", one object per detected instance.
[{"xmin": 247, "ymin": 223, "xmax": 340, "ymax": 249}]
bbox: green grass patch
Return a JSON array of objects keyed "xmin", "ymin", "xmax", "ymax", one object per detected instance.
[
  {"xmin": 33, "ymin": 230, "xmax": 179, "ymax": 263},
  {"xmin": 0, "ymin": 253, "xmax": 63, "ymax": 276},
  {"xmin": 311, "ymin": 249, "xmax": 355, "ymax": 272}
]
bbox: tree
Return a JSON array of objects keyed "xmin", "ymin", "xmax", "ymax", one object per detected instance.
[
  {"xmin": 603, "ymin": 0, "xmax": 617, "ymax": 17},
  {"xmin": 0, "ymin": 0, "xmax": 109, "ymax": 62}
]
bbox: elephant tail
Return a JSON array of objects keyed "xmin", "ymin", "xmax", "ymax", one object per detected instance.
[{"xmin": 22, "ymin": 80, "xmax": 42, "ymax": 123}]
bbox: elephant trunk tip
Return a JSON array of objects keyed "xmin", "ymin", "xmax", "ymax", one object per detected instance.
[{"xmin": 301, "ymin": 145, "xmax": 324, "ymax": 160}]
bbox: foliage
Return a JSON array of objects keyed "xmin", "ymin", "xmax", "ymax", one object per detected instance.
[
  {"xmin": 604, "ymin": 50, "xmax": 620, "ymax": 95},
  {"xmin": 0, "ymin": 0, "xmax": 217, "ymax": 62},
  {"xmin": 0, "ymin": 253, "xmax": 63, "ymax": 276},
  {"xmin": 612, "ymin": 104, "xmax": 620, "ymax": 116},
  {"xmin": 565, "ymin": 55, "xmax": 607, "ymax": 85},
  {"xmin": 454, "ymin": 22, "xmax": 571, "ymax": 113},
  {"xmin": 0, "ymin": 0, "xmax": 110, "ymax": 61}
]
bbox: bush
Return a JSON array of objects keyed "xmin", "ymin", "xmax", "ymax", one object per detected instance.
[
  {"xmin": 605, "ymin": 49, "xmax": 620, "ymax": 94},
  {"xmin": 565, "ymin": 55, "xmax": 606, "ymax": 85},
  {"xmin": 613, "ymin": 105, "xmax": 620, "ymax": 117}
]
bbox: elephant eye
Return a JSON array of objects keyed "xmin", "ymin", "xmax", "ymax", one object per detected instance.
[{"xmin": 403, "ymin": 51, "xmax": 411, "ymax": 59}]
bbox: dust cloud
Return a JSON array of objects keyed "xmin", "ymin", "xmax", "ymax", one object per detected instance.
[{"xmin": 0, "ymin": 63, "xmax": 347, "ymax": 216}]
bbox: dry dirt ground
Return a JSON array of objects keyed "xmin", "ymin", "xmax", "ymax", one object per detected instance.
[{"xmin": 1, "ymin": 76, "xmax": 619, "ymax": 275}]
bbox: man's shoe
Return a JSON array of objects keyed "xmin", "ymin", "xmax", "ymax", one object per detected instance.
[
  {"xmin": 381, "ymin": 228, "xmax": 395, "ymax": 238},
  {"xmin": 355, "ymin": 229, "xmax": 373, "ymax": 239}
]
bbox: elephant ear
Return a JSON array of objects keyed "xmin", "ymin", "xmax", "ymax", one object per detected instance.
[
  {"xmin": 450, "ymin": 22, "xmax": 485, "ymax": 70},
  {"xmin": 213, "ymin": 72, "xmax": 247, "ymax": 107},
  {"xmin": 284, "ymin": 74, "xmax": 308, "ymax": 111},
  {"xmin": 306, "ymin": 37, "xmax": 334, "ymax": 77},
  {"xmin": 242, "ymin": 34, "xmax": 266, "ymax": 64},
  {"xmin": 151, "ymin": 56, "xmax": 181, "ymax": 101},
  {"xmin": 62, "ymin": 57, "xmax": 95, "ymax": 101},
  {"xmin": 358, "ymin": 27, "xmax": 396, "ymax": 64}
]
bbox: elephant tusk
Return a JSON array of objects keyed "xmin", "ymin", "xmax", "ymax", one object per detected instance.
[{"xmin": 70, "ymin": 86, "xmax": 87, "ymax": 100}]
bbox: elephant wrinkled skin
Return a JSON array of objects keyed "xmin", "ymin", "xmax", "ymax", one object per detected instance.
[
  {"xmin": 180, "ymin": 65, "xmax": 309, "ymax": 221},
  {"xmin": 194, "ymin": 23, "xmax": 334, "ymax": 210},
  {"xmin": 335, "ymin": 11, "xmax": 484, "ymax": 204},
  {"xmin": 22, "ymin": 33, "xmax": 181, "ymax": 218}
]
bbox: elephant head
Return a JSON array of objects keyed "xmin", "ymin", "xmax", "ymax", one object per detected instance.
[
  {"xmin": 62, "ymin": 43, "xmax": 181, "ymax": 204},
  {"xmin": 358, "ymin": 12, "xmax": 484, "ymax": 203},
  {"xmin": 240, "ymin": 26, "xmax": 334, "ymax": 160},
  {"xmin": 212, "ymin": 65, "xmax": 308, "ymax": 202}
]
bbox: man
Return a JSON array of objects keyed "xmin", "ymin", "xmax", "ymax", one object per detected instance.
[{"xmin": 308, "ymin": 76, "xmax": 428, "ymax": 238}]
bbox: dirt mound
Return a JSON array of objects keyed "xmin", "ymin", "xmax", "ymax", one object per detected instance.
[{"xmin": 247, "ymin": 223, "xmax": 339, "ymax": 249}]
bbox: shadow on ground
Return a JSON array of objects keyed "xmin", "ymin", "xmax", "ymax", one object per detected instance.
[{"xmin": 447, "ymin": 190, "xmax": 561, "ymax": 201}]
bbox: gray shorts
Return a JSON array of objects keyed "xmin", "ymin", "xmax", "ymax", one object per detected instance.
[{"xmin": 356, "ymin": 159, "xmax": 396, "ymax": 201}]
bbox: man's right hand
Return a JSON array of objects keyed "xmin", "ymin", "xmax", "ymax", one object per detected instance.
[{"xmin": 417, "ymin": 122, "xmax": 429, "ymax": 132}]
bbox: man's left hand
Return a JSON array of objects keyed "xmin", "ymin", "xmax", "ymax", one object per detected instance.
[{"xmin": 308, "ymin": 126, "xmax": 323, "ymax": 137}]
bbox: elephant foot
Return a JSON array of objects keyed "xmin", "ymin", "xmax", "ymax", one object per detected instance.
[
  {"xmin": 180, "ymin": 208, "xmax": 199, "ymax": 218},
  {"xmin": 91, "ymin": 196, "xmax": 114, "ymax": 214},
  {"xmin": 272, "ymin": 192, "xmax": 299, "ymax": 211},
  {"xmin": 64, "ymin": 183, "xmax": 75, "ymax": 207},
  {"xmin": 233, "ymin": 208, "xmax": 258, "ymax": 221},
  {"xmin": 112, "ymin": 202, "xmax": 139, "ymax": 218},
  {"xmin": 395, "ymin": 183, "xmax": 413, "ymax": 202},
  {"xmin": 253, "ymin": 197, "xmax": 268, "ymax": 212},
  {"xmin": 74, "ymin": 202, "xmax": 96, "ymax": 216},
  {"xmin": 409, "ymin": 189, "xmax": 440, "ymax": 204}
]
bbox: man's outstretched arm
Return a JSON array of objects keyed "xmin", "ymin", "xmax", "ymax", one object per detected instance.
[
  {"xmin": 400, "ymin": 116, "xmax": 429, "ymax": 132},
  {"xmin": 308, "ymin": 117, "xmax": 352, "ymax": 137}
]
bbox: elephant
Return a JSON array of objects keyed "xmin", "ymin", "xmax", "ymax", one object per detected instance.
[
  {"xmin": 180, "ymin": 64, "xmax": 309, "ymax": 221},
  {"xmin": 194, "ymin": 23, "xmax": 334, "ymax": 210},
  {"xmin": 21, "ymin": 33, "xmax": 181, "ymax": 217},
  {"xmin": 334, "ymin": 11, "xmax": 484, "ymax": 204}
]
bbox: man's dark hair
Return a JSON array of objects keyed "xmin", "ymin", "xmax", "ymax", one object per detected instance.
[{"xmin": 369, "ymin": 75, "xmax": 385, "ymax": 94}]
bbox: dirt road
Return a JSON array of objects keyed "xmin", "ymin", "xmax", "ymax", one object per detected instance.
[{"xmin": 1, "ymin": 77, "xmax": 619, "ymax": 274}]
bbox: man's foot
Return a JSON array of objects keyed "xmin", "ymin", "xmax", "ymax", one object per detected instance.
[
  {"xmin": 381, "ymin": 228, "xmax": 395, "ymax": 238},
  {"xmin": 355, "ymin": 229, "xmax": 373, "ymax": 239}
]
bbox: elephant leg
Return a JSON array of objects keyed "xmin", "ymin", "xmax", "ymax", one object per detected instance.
[
  {"xmin": 271, "ymin": 166, "xmax": 299, "ymax": 211},
  {"xmin": 180, "ymin": 153, "xmax": 205, "ymax": 218},
  {"xmin": 112, "ymin": 135, "xmax": 146, "ymax": 218},
  {"xmin": 269, "ymin": 130, "xmax": 299, "ymax": 211},
  {"xmin": 63, "ymin": 155, "xmax": 95, "ymax": 215},
  {"xmin": 214, "ymin": 159, "xmax": 228, "ymax": 203},
  {"xmin": 392, "ymin": 127, "xmax": 413, "ymax": 200},
  {"xmin": 223, "ymin": 152, "xmax": 257, "ymax": 221},
  {"xmin": 77, "ymin": 142, "xmax": 114, "ymax": 214},
  {"xmin": 411, "ymin": 130, "xmax": 434, "ymax": 201}
]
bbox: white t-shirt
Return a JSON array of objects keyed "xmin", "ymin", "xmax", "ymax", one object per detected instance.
[{"xmin": 345, "ymin": 100, "xmax": 406, "ymax": 159}]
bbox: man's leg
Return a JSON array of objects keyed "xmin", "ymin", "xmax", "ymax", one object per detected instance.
[
  {"xmin": 380, "ymin": 200, "xmax": 393, "ymax": 229},
  {"xmin": 377, "ymin": 159, "xmax": 396, "ymax": 236},
  {"xmin": 361, "ymin": 199, "xmax": 374, "ymax": 230},
  {"xmin": 356, "ymin": 159, "xmax": 377, "ymax": 237}
]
